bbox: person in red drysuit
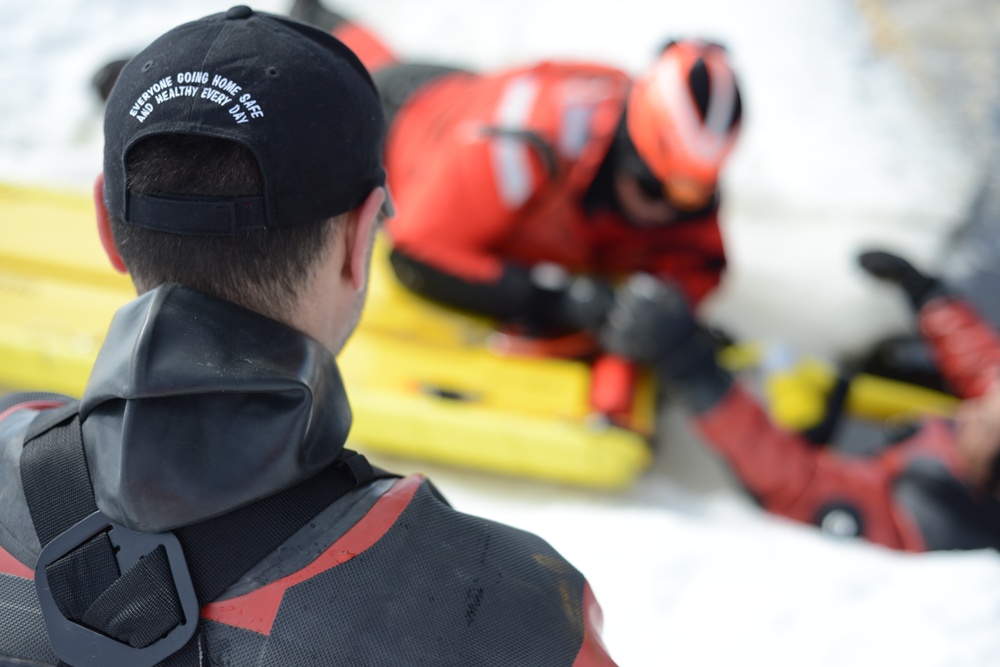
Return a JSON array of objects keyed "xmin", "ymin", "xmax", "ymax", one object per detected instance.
[
  {"xmin": 598, "ymin": 249, "xmax": 1000, "ymax": 551},
  {"xmin": 291, "ymin": 0, "xmax": 744, "ymax": 338}
]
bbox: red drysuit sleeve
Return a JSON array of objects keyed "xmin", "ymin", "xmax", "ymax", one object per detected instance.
[
  {"xmin": 693, "ymin": 384, "xmax": 926, "ymax": 551},
  {"xmin": 919, "ymin": 297, "xmax": 1000, "ymax": 399}
]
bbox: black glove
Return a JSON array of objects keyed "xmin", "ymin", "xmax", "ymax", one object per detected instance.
[
  {"xmin": 599, "ymin": 275, "xmax": 731, "ymax": 411},
  {"xmin": 528, "ymin": 265, "xmax": 615, "ymax": 334},
  {"xmin": 598, "ymin": 273, "xmax": 716, "ymax": 370},
  {"xmin": 558, "ymin": 274, "xmax": 616, "ymax": 332},
  {"xmin": 858, "ymin": 250, "xmax": 947, "ymax": 311}
]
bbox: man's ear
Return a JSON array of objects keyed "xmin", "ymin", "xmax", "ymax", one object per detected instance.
[
  {"xmin": 342, "ymin": 187, "xmax": 386, "ymax": 292},
  {"xmin": 93, "ymin": 173, "xmax": 128, "ymax": 274}
]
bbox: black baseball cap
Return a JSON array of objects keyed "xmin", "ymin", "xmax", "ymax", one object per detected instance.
[{"xmin": 103, "ymin": 5, "xmax": 389, "ymax": 235}]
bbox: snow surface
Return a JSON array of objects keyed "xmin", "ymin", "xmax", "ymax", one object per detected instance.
[{"xmin": 3, "ymin": 0, "xmax": 1000, "ymax": 665}]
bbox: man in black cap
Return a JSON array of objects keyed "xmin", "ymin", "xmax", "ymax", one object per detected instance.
[{"xmin": 0, "ymin": 7, "xmax": 617, "ymax": 665}]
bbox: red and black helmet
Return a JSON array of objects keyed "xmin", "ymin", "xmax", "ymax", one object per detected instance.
[{"xmin": 626, "ymin": 39, "xmax": 743, "ymax": 194}]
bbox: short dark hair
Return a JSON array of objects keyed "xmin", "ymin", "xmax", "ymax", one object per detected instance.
[{"xmin": 110, "ymin": 134, "xmax": 336, "ymax": 319}]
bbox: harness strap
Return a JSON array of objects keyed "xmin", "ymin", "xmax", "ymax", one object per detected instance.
[
  {"xmin": 481, "ymin": 126, "xmax": 560, "ymax": 179},
  {"xmin": 20, "ymin": 402, "xmax": 389, "ymax": 667}
]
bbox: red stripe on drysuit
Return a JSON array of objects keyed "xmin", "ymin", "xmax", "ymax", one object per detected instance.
[
  {"xmin": 0, "ymin": 546, "xmax": 32, "ymax": 580},
  {"xmin": 0, "ymin": 400, "xmax": 65, "ymax": 425},
  {"xmin": 201, "ymin": 474, "xmax": 423, "ymax": 635},
  {"xmin": 573, "ymin": 582, "xmax": 618, "ymax": 666}
]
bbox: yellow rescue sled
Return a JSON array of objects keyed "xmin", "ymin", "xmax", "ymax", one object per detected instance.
[
  {"xmin": 0, "ymin": 182, "xmax": 655, "ymax": 488},
  {"xmin": 0, "ymin": 183, "xmax": 959, "ymax": 488}
]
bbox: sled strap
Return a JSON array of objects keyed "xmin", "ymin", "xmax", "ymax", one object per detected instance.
[{"xmin": 20, "ymin": 403, "xmax": 384, "ymax": 667}]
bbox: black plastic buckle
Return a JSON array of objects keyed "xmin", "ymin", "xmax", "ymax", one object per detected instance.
[{"xmin": 35, "ymin": 511, "xmax": 199, "ymax": 667}]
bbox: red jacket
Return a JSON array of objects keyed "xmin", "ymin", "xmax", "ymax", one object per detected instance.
[
  {"xmin": 384, "ymin": 62, "xmax": 726, "ymax": 306},
  {"xmin": 694, "ymin": 298, "xmax": 1000, "ymax": 551}
]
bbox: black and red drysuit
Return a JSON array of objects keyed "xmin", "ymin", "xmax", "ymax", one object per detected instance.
[
  {"xmin": 0, "ymin": 285, "xmax": 616, "ymax": 665},
  {"xmin": 689, "ymin": 296, "xmax": 1000, "ymax": 551},
  {"xmin": 319, "ymin": 15, "xmax": 727, "ymax": 331}
]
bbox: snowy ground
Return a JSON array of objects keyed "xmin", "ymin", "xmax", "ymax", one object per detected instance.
[{"xmin": 3, "ymin": 0, "xmax": 1000, "ymax": 665}]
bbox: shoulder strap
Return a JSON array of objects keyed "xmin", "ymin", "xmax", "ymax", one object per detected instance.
[
  {"xmin": 20, "ymin": 405, "xmax": 392, "ymax": 667},
  {"xmin": 481, "ymin": 126, "xmax": 560, "ymax": 178}
]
